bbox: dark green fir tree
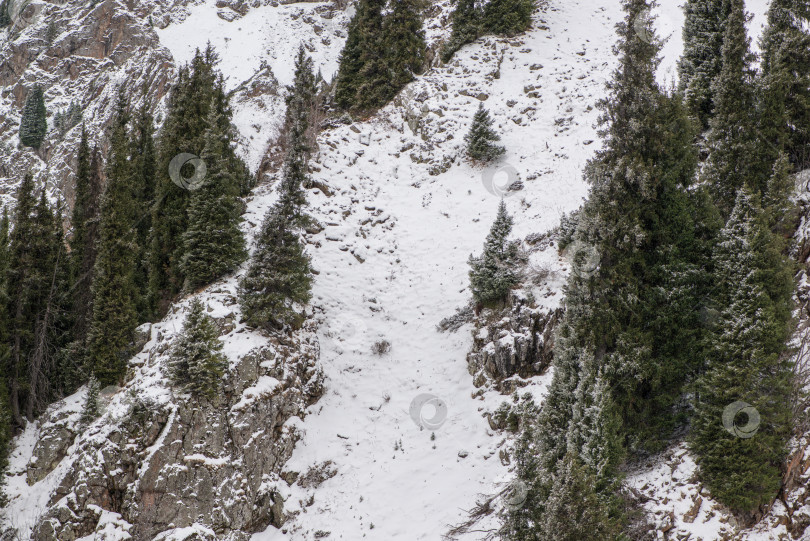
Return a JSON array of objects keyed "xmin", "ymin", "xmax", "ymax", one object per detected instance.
[
  {"xmin": 441, "ymin": 0, "xmax": 481, "ymax": 62},
  {"xmin": 181, "ymin": 98, "xmax": 246, "ymax": 290},
  {"xmin": 464, "ymin": 103, "xmax": 505, "ymax": 162},
  {"xmin": 86, "ymin": 93, "xmax": 139, "ymax": 386},
  {"xmin": 691, "ymin": 189, "xmax": 794, "ymax": 512},
  {"xmin": 19, "ymin": 85, "xmax": 47, "ymax": 149},
  {"xmin": 468, "ymin": 201, "xmax": 521, "ymax": 307},
  {"xmin": 701, "ymin": 0, "xmax": 762, "ymax": 215},
  {"xmin": 168, "ymin": 298, "xmax": 227, "ymax": 400},
  {"xmin": 383, "ymin": 0, "xmax": 426, "ymax": 92},
  {"xmin": 482, "ymin": 0, "xmax": 534, "ymax": 37},
  {"xmin": 759, "ymin": 0, "xmax": 810, "ymax": 169},
  {"xmin": 239, "ymin": 97, "xmax": 312, "ymax": 329},
  {"xmin": 677, "ymin": 0, "xmax": 731, "ymax": 128},
  {"xmin": 334, "ymin": 0, "xmax": 386, "ymax": 110},
  {"xmin": 79, "ymin": 373, "xmax": 100, "ymax": 426}
]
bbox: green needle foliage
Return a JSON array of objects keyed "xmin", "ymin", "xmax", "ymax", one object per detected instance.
[
  {"xmin": 19, "ymin": 85, "xmax": 47, "ymax": 149},
  {"xmin": 677, "ymin": 0, "xmax": 731, "ymax": 128},
  {"xmin": 181, "ymin": 98, "xmax": 246, "ymax": 291},
  {"xmin": 464, "ymin": 103, "xmax": 505, "ymax": 162},
  {"xmin": 86, "ymin": 93, "xmax": 139, "ymax": 386},
  {"xmin": 691, "ymin": 190, "xmax": 794, "ymax": 513},
  {"xmin": 168, "ymin": 298, "xmax": 228, "ymax": 400},
  {"xmin": 468, "ymin": 201, "xmax": 521, "ymax": 307}
]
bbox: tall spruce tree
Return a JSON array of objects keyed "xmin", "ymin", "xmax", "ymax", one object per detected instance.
[
  {"xmin": 441, "ymin": 0, "xmax": 481, "ymax": 62},
  {"xmin": 383, "ymin": 0, "xmax": 426, "ymax": 93},
  {"xmin": 149, "ymin": 48, "xmax": 249, "ymax": 315},
  {"xmin": 334, "ymin": 0, "xmax": 385, "ymax": 110},
  {"xmin": 25, "ymin": 192, "xmax": 73, "ymax": 419},
  {"xmin": 19, "ymin": 85, "xmax": 47, "ymax": 149},
  {"xmin": 481, "ymin": 0, "xmax": 534, "ymax": 37},
  {"xmin": 168, "ymin": 298, "xmax": 227, "ymax": 400},
  {"xmin": 86, "ymin": 93, "xmax": 139, "ymax": 386},
  {"xmin": 677, "ymin": 0, "xmax": 731, "ymax": 128},
  {"xmin": 701, "ymin": 0, "xmax": 761, "ymax": 216},
  {"xmin": 691, "ymin": 190, "xmax": 794, "ymax": 512},
  {"xmin": 468, "ymin": 201, "xmax": 521, "ymax": 307},
  {"xmin": 464, "ymin": 103, "xmax": 505, "ymax": 162},
  {"xmin": 239, "ymin": 78, "xmax": 312, "ymax": 329},
  {"xmin": 0, "ymin": 0, "xmax": 11, "ymax": 27},
  {"xmin": 79, "ymin": 373, "xmax": 100, "ymax": 426},
  {"xmin": 130, "ymin": 98, "xmax": 157, "ymax": 319},
  {"xmin": 5, "ymin": 173, "xmax": 39, "ymax": 426},
  {"xmin": 0, "ymin": 207, "xmax": 11, "ymax": 472},
  {"xmin": 760, "ymin": 0, "xmax": 810, "ymax": 169},
  {"xmin": 69, "ymin": 129, "xmax": 103, "ymax": 358},
  {"xmin": 284, "ymin": 46, "xmax": 319, "ymax": 158},
  {"xmin": 181, "ymin": 98, "xmax": 246, "ymax": 290},
  {"xmin": 506, "ymin": 3, "xmax": 708, "ymax": 536},
  {"xmin": 149, "ymin": 47, "xmax": 221, "ymax": 315}
]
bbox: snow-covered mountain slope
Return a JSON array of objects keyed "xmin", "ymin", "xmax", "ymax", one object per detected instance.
[{"xmin": 2, "ymin": 0, "xmax": 795, "ymax": 539}]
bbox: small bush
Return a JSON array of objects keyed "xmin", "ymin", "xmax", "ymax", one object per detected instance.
[{"xmin": 372, "ymin": 339, "xmax": 391, "ymax": 355}]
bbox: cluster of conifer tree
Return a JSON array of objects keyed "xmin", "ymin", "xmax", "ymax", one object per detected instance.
[
  {"xmin": 500, "ymin": 0, "xmax": 809, "ymax": 537},
  {"xmin": 442, "ymin": 0, "xmax": 535, "ymax": 62},
  {"xmin": 0, "ymin": 45, "xmax": 318, "ymax": 471},
  {"xmin": 334, "ymin": 0, "xmax": 426, "ymax": 112}
]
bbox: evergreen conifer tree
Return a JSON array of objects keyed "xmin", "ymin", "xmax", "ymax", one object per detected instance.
[
  {"xmin": 86, "ymin": 93, "xmax": 139, "ymax": 386},
  {"xmin": 506, "ymin": 3, "xmax": 709, "ymax": 536},
  {"xmin": 334, "ymin": 0, "xmax": 386, "ymax": 110},
  {"xmin": 19, "ymin": 85, "xmax": 47, "ymax": 149},
  {"xmin": 691, "ymin": 189, "xmax": 794, "ymax": 512},
  {"xmin": 701, "ymin": 0, "xmax": 762, "ymax": 215},
  {"xmin": 441, "ymin": 0, "xmax": 481, "ymax": 62},
  {"xmin": 69, "ymin": 139, "xmax": 103, "ymax": 359},
  {"xmin": 168, "ymin": 299, "xmax": 227, "ymax": 400},
  {"xmin": 149, "ymin": 48, "xmax": 248, "ymax": 315},
  {"xmin": 464, "ymin": 103, "xmax": 505, "ymax": 162},
  {"xmin": 25, "ymin": 192, "xmax": 73, "ymax": 418},
  {"xmin": 181, "ymin": 98, "xmax": 246, "ymax": 290},
  {"xmin": 677, "ymin": 0, "xmax": 731, "ymax": 128},
  {"xmin": 468, "ymin": 201, "xmax": 521, "ymax": 307},
  {"xmin": 284, "ymin": 46, "xmax": 319, "ymax": 157},
  {"xmin": 79, "ymin": 373, "xmax": 100, "ymax": 426},
  {"xmin": 760, "ymin": 0, "xmax": 810, "ymax": 169},
  {"xmin": 535, "ymin": 452, "xmax": 623, "ymax": 541},
  {"xmin": 130, "ymin": 98, "xmax": 157, "ymax": 319},
  {"xmin": 383, "ymin": 0, "xmax": 426, "ymax": 92},
  {"xmin": 0, "ymin": 0, "xmax": 11, "ymax": 27},
  {"xmin": 5, "ymin": 173, "xmax": 37, "ymax": 426},
  {"xmin": 0, "ymin": 207, "xmax": 11, "ymax": 472},
  {"xmin": 239, "ymin": 86, "xmax": 313, "ymax": 329},
  {"xmin": 482, "ymin": 0, "xmax": 534, "ymax": 37}
]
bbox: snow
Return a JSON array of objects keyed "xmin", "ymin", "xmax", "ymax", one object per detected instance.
[
  {"xmin": 232, "ymin": 375, "xmax": 282, "ymax": 411},
  {"xmin": 155, "ymin": 0, "xmax": 775, "ymax": 539},
  {"xmin": 156, "ymin": 0, "xmax": 347, "ymax": 91},
  {"xmin": 1, "ymin": 0, "xmax": 780, "ymax": 539}
]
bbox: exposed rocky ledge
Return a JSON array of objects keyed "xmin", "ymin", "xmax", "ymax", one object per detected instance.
[
  {"xmin": 467, "ymin": 292, "xmax": 561, "ymax": 394},
  {"xmin": 9, "ymin": 312, "xmax": 323, "ymax": 541}
]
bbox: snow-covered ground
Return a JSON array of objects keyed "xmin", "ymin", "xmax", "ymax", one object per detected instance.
[
  {"xmin": 154, "ymin": 0, "xmax": 774, "ymax": 539},
  {"xmin": 2, "ymin": 0, "xmax": 778, "ymax": 539}
]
